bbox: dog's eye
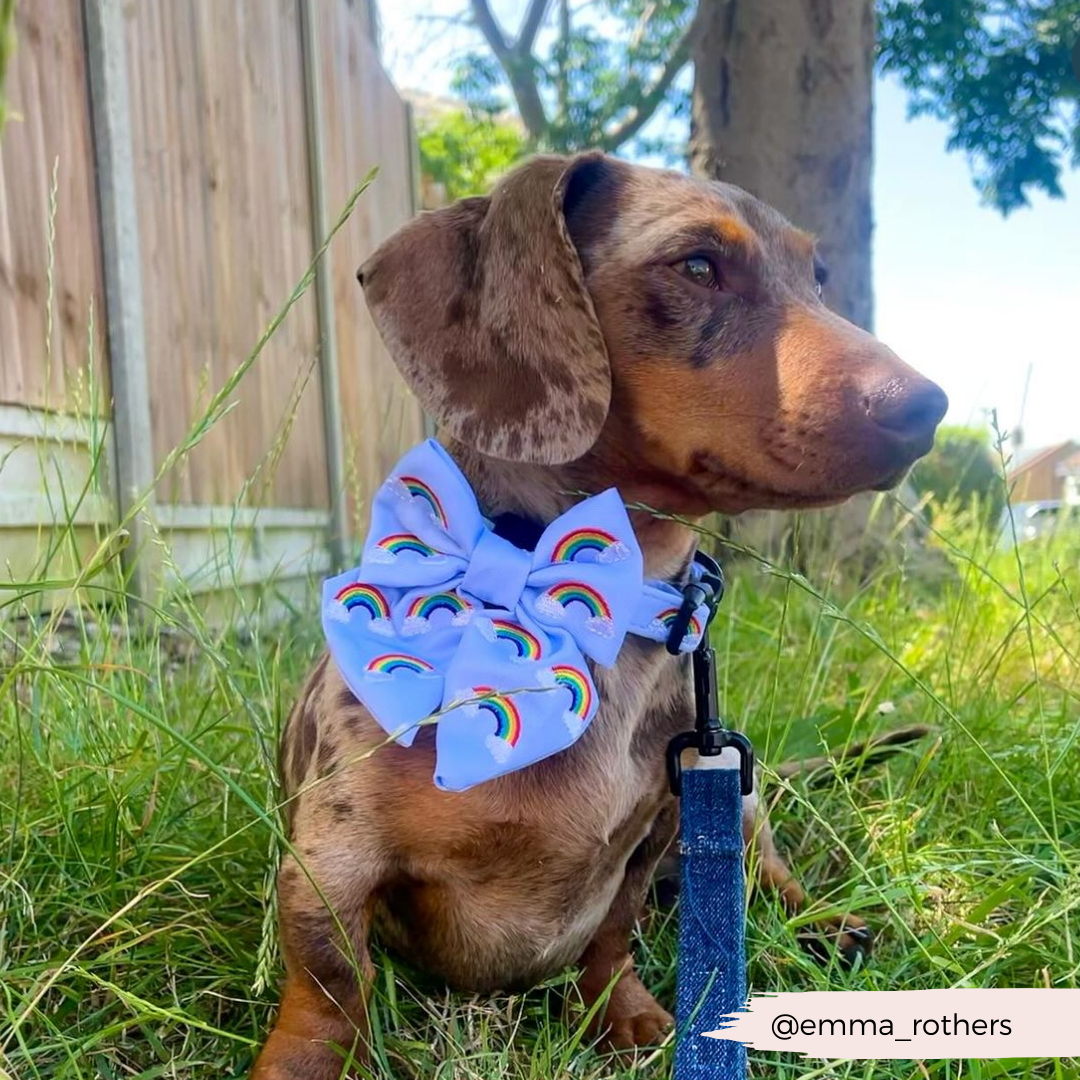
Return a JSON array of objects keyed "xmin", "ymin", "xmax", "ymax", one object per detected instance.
[
  {"xmin": 813, "ymin": 257, "xmax": 828, "ymax": 298},
  {"xmin": 673, "ymin": 256, "xmax": 720, "ymax": 290}
]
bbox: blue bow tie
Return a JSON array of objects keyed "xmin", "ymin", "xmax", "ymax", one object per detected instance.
[{"xmin": 323, "ymin": 439, "xmax": 709, "ymax": 791}]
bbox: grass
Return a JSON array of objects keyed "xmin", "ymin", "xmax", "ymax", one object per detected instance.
[{"xmin": 1, "ymin": 182, "xmax": 1079, "ymax": 1080}]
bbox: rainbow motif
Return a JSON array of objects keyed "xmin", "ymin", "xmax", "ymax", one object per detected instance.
[
  {"xmin": 543, "ymin": 581, "xmax": 612, "ymax": 620},
  {"xmin": 472, "ymin": 686, "xmax": 522, "ymax": 747},
  {"xmin": 399, "ymin": 475, "xmax": 448, "ymax": 527},
  {"xmin": 334, "ymin": 582, "xmax": 390, "ymax": 619},
  {"xmin": 407, "ymin": 591, "xmax": 471, "ymax": 620},
  {"xmin": 658, "ymin": 607, "xmax": 704, "ymax": 640},
  {"xmin": 551, "ymin": 527, "xmax": 619, "ymax": 562},
  {"xmin": 490, "ymin": 619, "xmax": 542, "ymax": 661},
  {"xmin": 376, "ymin": 533, "xmax": 438, "ymax": 557},
  {"xmin": 365, "ymin": 653, "xmax": 434, "ymax": 676},
  {"xmin": 550, "ymin": 664, "xmax": 593, "ymax": 720}
]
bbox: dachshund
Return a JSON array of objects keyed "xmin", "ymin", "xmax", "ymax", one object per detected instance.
[{"xmin": 252, "ymin": 153, "xmax": 947, "ymax": 1077}]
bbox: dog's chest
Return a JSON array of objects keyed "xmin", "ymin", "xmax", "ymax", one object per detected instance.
[
  {"xmin": 368, "ymin": 638, "xmax": 691, "ymax": 990},
  {"xmin": 459, "ymin": 641, "xmax": 685, "ymax": 971},
  {"xmin": 503, "ymin": 637, "xmax": 683, "ymax": 837}
]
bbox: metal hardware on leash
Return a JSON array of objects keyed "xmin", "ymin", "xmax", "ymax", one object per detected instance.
[{"xmin": 665, "ymin": 551, "xmax": 755, "ymax": 797}]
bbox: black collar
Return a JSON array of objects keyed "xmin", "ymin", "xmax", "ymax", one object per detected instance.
[
  {"xmin": 490, "ymin": 512, "xmax": 546, "ymax": 553},
  {"xmin": 490, "ymin": 510, "xmax": 696, "ymax": 588}
]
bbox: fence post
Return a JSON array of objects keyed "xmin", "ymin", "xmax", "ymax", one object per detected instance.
[
  {"xmin": 405, "ymin": 101, "xmax": 422, "ymax": 217},
  {"xmin": 299, "ymin": 0, "xmax": 350, "ymax": 570},
  {"xmin": 404, "ymin": 100, "xmax": 437, "ymax": 441},
  {"xmin": 83, "ymin": 0, "xmax": 156, "ymax": 604}
]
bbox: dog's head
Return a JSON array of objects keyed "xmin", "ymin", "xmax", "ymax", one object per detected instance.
[{"xmin": 360, "ymin": 153, "xmax": 947, "ymax": 515}]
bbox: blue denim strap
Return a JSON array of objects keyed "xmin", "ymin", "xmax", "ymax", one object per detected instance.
[{"xmin": 675, "ymin": 765, "xmax": 747, "ymax": 1079}]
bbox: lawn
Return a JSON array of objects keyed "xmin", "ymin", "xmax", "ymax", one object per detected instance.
[
  {"xmin": 3, "ymin": 487, "xmax": 1077, "ymax": 1079},
  {"xmin": 1, "ymin": 197, "xmax": 1078, "ymax": 1079}
]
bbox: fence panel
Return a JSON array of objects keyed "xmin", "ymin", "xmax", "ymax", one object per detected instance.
[
  {"xmin": 316, "ymin": 0, "xmax": 425, "ymax": 522},
  {"xmin": 124, "ymin": 0, "xmax": 329, "ymax": 511},
  {"xmin": 0, "ymin": 0, "xmax": 108, "ymax": 411},
  {"xmin": 1, "ymin": 0, "xmax": 422, "ymax": 608}
]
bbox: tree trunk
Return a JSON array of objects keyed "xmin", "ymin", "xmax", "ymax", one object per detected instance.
[{"xmin": 689, "ymin": 0, "xmax": 875, "ymax": 330}]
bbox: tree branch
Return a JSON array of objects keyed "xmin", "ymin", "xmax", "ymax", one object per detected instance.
[
  {"xmin": 517, "ymin": 0, "xmax": 551, "ymax": 55},
  {"xmin": 470, "ymin": 0, "xmax": 511, "ymax": 59},
  {"xmin": 555, "ymin": 0, "xmax": 569, "ymax": 120},
  {"xmin": 600, "ymin": 11, "xmax": 698, "ymax": 151},
  {"xmin": 470, "ymin": 0, "xmax": 550, "ymax": 140}
]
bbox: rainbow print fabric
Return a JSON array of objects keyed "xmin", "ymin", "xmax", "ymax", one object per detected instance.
[{"xmin": 322, "ymin": 439, "xmax": 709, "ymax": 791}]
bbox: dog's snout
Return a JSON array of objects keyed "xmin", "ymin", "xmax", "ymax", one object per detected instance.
[
  {"xmin": 865, "ymin": 377, "xmax": 948, "ymax": 442},
  {"xmin": 357, "ymin": 255, "xmax": 377, "ymax": 288}
]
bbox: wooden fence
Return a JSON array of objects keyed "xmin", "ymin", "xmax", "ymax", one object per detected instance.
[{"xmin": 0, "ymin": 0, "xmax": 424, "ymax": 610}]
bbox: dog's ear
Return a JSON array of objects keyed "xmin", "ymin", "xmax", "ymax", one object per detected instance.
[{"xmin": 359, "ymin": 153, "xmax": 614, "ymax": 464}]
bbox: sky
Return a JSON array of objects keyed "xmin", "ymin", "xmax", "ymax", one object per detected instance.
[{"xmin": 379, "ymin": 2, "xmax": 1080, "ymax": 450}]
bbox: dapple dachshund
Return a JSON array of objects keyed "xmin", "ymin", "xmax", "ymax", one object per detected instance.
[{"xmin": 253, "ymin": 153, "xmax": 947, "ymax": 1077}]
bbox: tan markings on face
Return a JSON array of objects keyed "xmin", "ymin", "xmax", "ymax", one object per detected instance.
[
  {"xmin": 703, "ymin": 215, "xmax": 758, "ymax": 256},
  {"xmin": 788, "ymin": 228, "xmax": 817, "ymax": 261}
]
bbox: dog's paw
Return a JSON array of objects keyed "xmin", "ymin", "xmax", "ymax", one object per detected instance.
[
  {"xmin": 250, "ymin": 1029, "xmax": 366, "ymax": 1080},
  {"xmin": 599, "ymin": 999, "xmax": 674, "ymax": 1051},
  {"xmin": 799, "ymin": 914, "xmax": 873, "ymax": 967},
  {"xmin": 583, "ymin": 968, "xmax": 674, "ymax": 1051}
]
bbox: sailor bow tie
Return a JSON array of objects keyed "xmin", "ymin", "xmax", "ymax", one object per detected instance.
[{"xmin": 322, "ymin": 439, "xmax": 710, "ymax": 791}]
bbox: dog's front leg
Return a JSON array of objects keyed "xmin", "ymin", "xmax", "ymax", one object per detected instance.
[
  {"xmin": 251, "ymin": 854, "xmax": 378, "ymax": 1080},
  {"xmin": 576, "ymin": 801, "xmax": 678, "ymax": 1051},
  {"xmin": 748, "ymin": 804, "xmax": 873, "ymax": 964}
]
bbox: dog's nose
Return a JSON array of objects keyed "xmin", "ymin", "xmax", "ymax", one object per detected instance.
[{"xmin": 866, "ymin": 377, "xmax": 948, "ymax": 442}]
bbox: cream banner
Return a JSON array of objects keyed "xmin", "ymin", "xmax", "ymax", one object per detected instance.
[{"xmin": 705, "ymin": 988, "xmax": 1080, "ymax": 1059}]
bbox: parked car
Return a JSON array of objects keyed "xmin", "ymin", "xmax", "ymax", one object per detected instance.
[{"xmin": 998, "ymin": 500, "xmax": 1075, "ymax": 545}]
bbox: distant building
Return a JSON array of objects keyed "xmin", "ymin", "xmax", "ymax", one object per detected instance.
[
  {"xmin": 1063, "ymin": 449, "xmax": 1080, "ymax": 505},
  {"xmin": 1007, "ymin": 441, "xmax": 1080, "ymax": 504}
]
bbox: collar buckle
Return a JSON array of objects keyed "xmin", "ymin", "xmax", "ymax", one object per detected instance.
[{"xmin": 664, "ymin": 550, "xmax": 725, "ymax": 656}]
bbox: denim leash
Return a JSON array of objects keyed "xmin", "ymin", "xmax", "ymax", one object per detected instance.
[{"xmin": 665, "ymin": 554, "xmax": 753, "ymax": 1079}]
